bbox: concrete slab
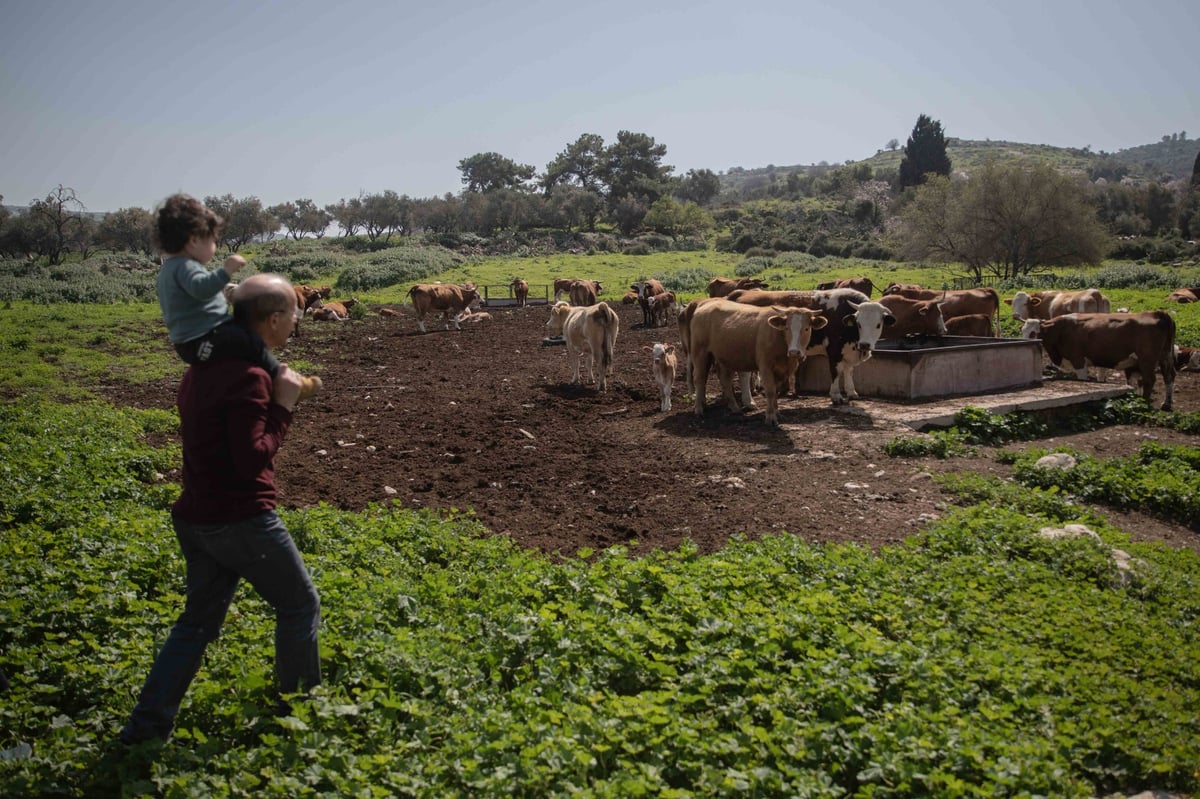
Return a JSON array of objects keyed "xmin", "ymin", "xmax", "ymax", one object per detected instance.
[{"xmin": 834, "ymin": 379, "xmax": 1132, "ymax": 431}]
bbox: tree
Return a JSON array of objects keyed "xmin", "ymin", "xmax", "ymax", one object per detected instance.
[
  {"xmin": 886, "ymin": 138, "xmax": 900, "ymax": 152},
  {"xmin": 675, "ymin": 168, "xmax": 722, "ymax": 206},
  {"xmin": 203, "ymin": 195, "xmax": 274, "ymax": 251},
  {"xmin": 325, "ymin": 198, "xmax": 364, "ymax": 237},
  {"xmin": 1191, "ymin": 148, "xmax": 1200, "ymax": 188},
  {"xmin": 27, "ymin": 185, "xmax": 90, "ymax": 265},
  {"xmin": 643, "ymin": 197, "xmax": 714, "ymax": 238},
  {"xmin": 542, "ymin": 133, "xmax": 607, "ymax": 193},
  {"xmin": 269, "ymin": 199, "xmax": 333, "ymax": 240},
  {"xmin": 898, "ymin": 114, "xmax": 952, "ymax": 190},
  {"xmin": 458, "ymin": 152, "xmax": 536, "ymax": 193},
  {"xmin": 545, "ymin": 185, "xmax": 603, "ymax": 232},
  {"xmin": 601, "ymin": 131, "xmax": 673, "ymax": 212},
  {"xmin": 360, "ymin": 191, "xmax": 413, "ymax": 242},
  {"xmin": 892, "ymin": 160, "xmax": 1108, "ymax": 282},
  {"xmin": 96, "ymin": 207, "xmax": 155, "ymax": 256}
]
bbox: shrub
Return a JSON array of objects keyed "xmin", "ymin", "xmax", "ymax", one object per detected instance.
[
  {"xmin": 336, "ymin": 247, "xmax": 463, "ymax": 292},
  {"xmin": 621, "ymin": 243, "xmax": 652, "ymax": 256}
]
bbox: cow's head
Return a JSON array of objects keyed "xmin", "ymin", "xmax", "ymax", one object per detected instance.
[
  {"xmin": 846, "ymin": 301, "xmax": 895, "ymax": 354},
  {"xmin": 464, "ymin": 287, "xmax": 482, "ymax": 310},
  {"xmin": 1019, "ymin": 318, "xmax": 1042, "ymax": 339},
  {"xmin": 768, "ymin": 306, "xmax": 827, "ymax": 359},
  {"xmin": 645, "ymin": 342, "xmax": 676, "ymax": 365},
  {"xmin": 1006, "ymin": 291, "xmax": 1034, "ymax": 320},
  {"xmin": 545, "ymin": 301, "xmax": 571, "ymax": 335},
  {"xmin": 631, "ymin": 281, "xmax": 650, "ymax": 299}
]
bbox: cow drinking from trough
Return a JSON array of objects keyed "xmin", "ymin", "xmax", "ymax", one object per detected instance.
[
  {"xmin": 687, "ymin": 300, "xmax": 827, "ymax": 425},
  {"xmin": 545, "ymin": 301, "xmax": 620, "ymax": 392},
  {"xmin": 407, "ymin": 283, "xmax": 482, "ymax": 333}
]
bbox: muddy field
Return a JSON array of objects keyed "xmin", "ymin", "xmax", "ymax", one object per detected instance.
[{"xmin": 119, "ymin": 301, "xmax": 1200, "ymax": 557}]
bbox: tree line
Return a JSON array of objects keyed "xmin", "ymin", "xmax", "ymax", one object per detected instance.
[{"xmin": 3, "ymin": 118, "xmax": 1198, "ymax": 282}]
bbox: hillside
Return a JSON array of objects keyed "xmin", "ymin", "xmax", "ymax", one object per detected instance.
[{"xmin": 720, "ymin": 135, "xmax": 1199, "ymax": 195}]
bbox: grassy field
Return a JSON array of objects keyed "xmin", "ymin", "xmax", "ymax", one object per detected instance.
[{"xmin": 2, "ymin": 246, "xmax": 1200, "ymax": 797}]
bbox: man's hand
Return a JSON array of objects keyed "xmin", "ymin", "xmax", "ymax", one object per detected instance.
[
  {"xmin": 223, "ymin": 254, "xmax": 247, "ymax": 277},
  {"xmin": 272, "ymin": 365, "xmax": 303, "ymax": 412}
]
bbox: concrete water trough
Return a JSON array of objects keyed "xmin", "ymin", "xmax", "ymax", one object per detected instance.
[{"xmin": 798, "ymin": 335, "xmax": 1044, "ymax": 400}]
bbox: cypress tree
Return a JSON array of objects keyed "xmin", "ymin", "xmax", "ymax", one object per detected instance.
[{"xmin": 899, "ymin": 114, "xmax": 952, "ymax": 189}]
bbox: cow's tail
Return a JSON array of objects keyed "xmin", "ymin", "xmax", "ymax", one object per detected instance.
[{"xmin": 406, "ymin": 285, "xmax": 418, "ymax": 301}]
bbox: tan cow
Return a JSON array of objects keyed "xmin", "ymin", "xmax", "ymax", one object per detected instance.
[
  {"xmin": 407, "ymin": 283, "xmax": 482, "ymax": 333},
  {"xmin": 944, "ymin": 313, "xmax": 995, "ymax": 337},
  {"xmin": 816, "ymin": 277, "xmax": 876, "ymax": 296},
  {"xmin": 1005, "ymin": 289, "xmax": 1111, "ymax": 320},
  {"xmin": 687, "ymin": 300, "xmax": 827, "ymax": 425},
  {"xmin": 643, "ymin": 342, "xmax": 678, "ymax": 412},
  {"xmin": 706, "ymin": 276, "xmax": 770, "ymax": 298},
  {"xmin": 545, "ymin": 301, "xmax": 620, "ymax": 391},
  {"xmin": 877, "ymin": 294, "xmax": 948, "ymax": 338},
  {"xmin": 1033, "ymin": 311, "xmax": 1176, "ymax": 410},
  {"xmin": 510, "ymin": 278, "xmax": 529, "ymax": 307}
]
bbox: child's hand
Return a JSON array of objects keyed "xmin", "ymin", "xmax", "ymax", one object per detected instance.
[
  {"xmin": 223, "ymin": 254, "xmax": 247, "ymax": 276},
  {"xmin": 272, "ymin": 365, "xmax": 303, "ymax": 413}
]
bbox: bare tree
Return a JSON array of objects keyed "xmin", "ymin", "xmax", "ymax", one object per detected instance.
[{"xmin": 28, "ymin": 185, "xmax": 90, "ymax": 265}]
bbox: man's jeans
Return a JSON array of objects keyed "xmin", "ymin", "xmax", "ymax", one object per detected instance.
[{"xmin": 121, "ymin": 511, "xmax": 321, "ymax": 743}]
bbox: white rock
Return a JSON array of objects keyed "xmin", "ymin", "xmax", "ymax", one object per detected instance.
[{"xmin": 1035, "ymin": 453, "xmax": 1077, "ymax": 470}]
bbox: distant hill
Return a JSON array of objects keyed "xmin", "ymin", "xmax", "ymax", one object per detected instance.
[{"xmin": 720, "ymin": 135, "xmax": 1199, "ymax": 195}]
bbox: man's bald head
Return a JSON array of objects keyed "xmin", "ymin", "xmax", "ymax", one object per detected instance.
[{"xmin": 231, "ymin": 273, "xmax": 297, "ymax": 328}]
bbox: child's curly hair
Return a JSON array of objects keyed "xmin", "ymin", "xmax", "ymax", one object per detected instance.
[{"xmin": 155, "ymin": 194, "xmax": 225, "ymax": 254}]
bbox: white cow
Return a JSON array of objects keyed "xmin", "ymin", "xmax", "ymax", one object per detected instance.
[{"xmin": 545, "ymin": 301, "xmax": 620, "ymax": 392}]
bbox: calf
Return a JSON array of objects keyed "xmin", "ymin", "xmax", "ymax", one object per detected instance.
[
  {"xmin": 687, "ymin": 300, "xmax": 827, "ymax": 425},
  {"xmin": 407, "ymin": 283, "xmax": 482, "ymax": 333},
  {"xmin": 1034, "ymin": 311, "xmax": 1176, "ymax": 410},
  {"xmin": 885, "ymin": 285, "xmax": 1000, "ymax": 334},
  {"xmin": 877, "ymin": 294, "xmax": 948, "ymax": 338},
  {"xmin": 1166, "ymin": 287, "xmax": 1200, "ymax": 303},
  {"xmin": 632, "ymin": 279, "xmax": 666, "ymax": 326},
  {"xmin": 647, "ymin": 290, "xmax": 677, "ymax": 327},
  {"xmin": 944, "ymin": 313, "xmax": 995, "ymax": 337},
  {"xmin": 545, "ymin": 301, "xmax": 620, "ymax": 391},
  {"xmin": 644, "ymin": 342, "xmax": 678, "ymax": 412}
]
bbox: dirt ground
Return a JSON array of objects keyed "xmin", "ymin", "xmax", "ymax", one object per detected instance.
[{"xmin": 116, "ymin": 301, "xmax": 1200, "ymax": 557}]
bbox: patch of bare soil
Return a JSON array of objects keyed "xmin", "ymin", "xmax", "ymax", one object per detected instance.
[{"xmin": 113, "ymin": 303, "xmax": 1200, "ymax": 557}]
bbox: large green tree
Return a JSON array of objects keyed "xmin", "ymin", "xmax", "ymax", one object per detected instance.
[
  {"xmin": 458, "ymin": 152, "xmax": 536, "ymax": 193},
  {"xmin": 674, "ymin": 168, "xmax": 722, "ymax": 206},
  {"xmin": 898, "ymin": 114, "xmax": 952, "ymax": 190},
  {"xmin": 893, "ymin": 160, "xmax": 1108, "ymax": 281},
  {"xmin": 95, "ymin": 207, "xmax": 155, "ymax": 256},
  {"xmin": 204, "ymin": 195, "xmax": 275, "ymax": 251},
  {"xmin": 601, "ymin": 131, "xmax": 673, "ymax": 211}
]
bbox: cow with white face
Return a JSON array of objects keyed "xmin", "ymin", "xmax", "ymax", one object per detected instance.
[
  {"xmin": 1006, "ymin": 289, "xmax": 1110, "ymax": 321},
  {"xmin": 687, "ymin": 300, "xmax": 827, "ymax": 425}
]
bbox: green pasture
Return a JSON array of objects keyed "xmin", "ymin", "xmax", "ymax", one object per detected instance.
[{"xmin": 2, "ymin": 245, "xmax": 1200, "ymax": 797}]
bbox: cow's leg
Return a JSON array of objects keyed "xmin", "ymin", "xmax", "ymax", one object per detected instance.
[
  {"xmin": 761, "ymin": 370, "xmax": 779, "ymax": 425},
  {"xmin": 1160, "ymin": 356, "xmax": 1175, "ymax": 411},
  {"xmin": 661, "ymin": 379, "xmax": 672, "ymax": 412},
  {"xmin": 717, "ymin": 365, "xmax": 742, "ymax": 413},
  {"xmin": 416, "ymin": 314, "xmax": 427, "ymax": 334},
  {"xmin": 827, "ymin": 355, "xmax": 847, "ymax": 405},
  {"xmin": 740, "ymin": 372, "xmax": 756, "ymax": 410},
  {"xmin": 692, "ymin": 348, "xmax": 711, "ymax": 416}
]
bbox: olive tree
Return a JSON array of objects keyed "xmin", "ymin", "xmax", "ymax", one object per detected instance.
[
  {"xmin": 893, "ymin": 160, "xmax": 1108, "ymax": 282},
  {"xmin": 204, "ymin": 194, "xmax": 275, "ymax": 251},
  {"xmin": 96, "ymin": 207, "xmax": 156, "ymax": 256}
]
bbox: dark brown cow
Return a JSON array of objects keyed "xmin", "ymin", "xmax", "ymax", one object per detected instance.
[
  {"xmin": 1166, "ymin": 287, "xmax": 1200, "ymax": 303},
  {"xmin": 816, "ymin": 277, "xmax": 876, "ymax": 296},
  {"xmin": 706, "ymin": 276, "xmax": 770, "ymax": 298},
  {"xmin": 510, "ymin": 278, "xmax": 529, "ymax": 307},
  {"xmin": 407, "ymin": 283, "xmax": 482, "ymax": 333},
  {"xmin": 884, "ymin": 285, "xmax": 1000, "ymax": 334},
  {"xmin": 569, "ymin": 280, "xmax": 597, "ymax": 307},
  {"xmin": 552, "ymin": 278, "xmax": 576, "ymax": 300},
  {"xmin": 877, "ymin": 294, "xmax": 948, "ymax": 338},
  {"xmin": 944, "ymin": 313, "xmax": 995, "ymax": 337},
  {"xmin": 1034, "ymin": 311, "xmax": 1176, "ymax": 410},
  {"xmin": 647, "ymin": 290, "xmax": 677, "ymax": 328}
]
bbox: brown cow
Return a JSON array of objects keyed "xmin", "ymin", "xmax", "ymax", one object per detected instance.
[
  {"xmin": 407, "ymin": 283, "xmax": 482, "ymax": 333},
  {"xmin": 884, "ymin": 285, "xmax": 1000, "ymax": 334},
  {"xmin": 1033, "ymin": 311, "xmax": 1176, "ymax": 410},
  {"xmin": 553, "ymin": 278, "xmax": 576, "ymax": 300},
  {"xmin": 545, "ymin": 301, "xmax": 620, "ymax": 391},
  {"xmin": 1166, "ymin": 288, "xmax": 1200, "ymax": 303},
  {"xmin": 882, "ymin": 282, "xmax": 923, "ymax": 295},
  {"xmin": 643, "ymin": 342, "xmax": 678, "ymax": 412},
  {"xmin": 944, "ymin": 313, "xmax": 995, "ymax": 337},
  {"xmin": 647, "ymin": 290, "xmax": 677, "ymax": 328},
  {"xmin": 620, "ymin": 291, "xmax": 640, "ymax": 305},
  {"xmin": 1175, "ymin": 345, "xmax": 1200, "ymax": 372},
  {"xmin": 632, "ymin": 279, "xmax": 666, "ymax": 326},
  {"xmin": 686, "ymin": 300, "xmax": 827, "ymax": 425},
  {"xmin": 816, "ymin": 277, "xmax": 876, "ymax": 296},
  {"xmin": 1005, "ymin": 289, "xmax": 1110, "ymax": 320},
  {"xmin": 877, "ymin": 294, "xmax": 948, "ymax": 338},
  {"xmin": 310, "ymin": 298, "xmax": 357, "ymax": 321},
  {"xmin": 706, "ymin": 276, "xmax": 770, "ymax": 298},
  {"xmin": 568, "ymin": 280, "xmax": 597, "ymax": 307},
  {"xmin": 510, "ymin": 278, "xmax": 529, "ymax": 307}
]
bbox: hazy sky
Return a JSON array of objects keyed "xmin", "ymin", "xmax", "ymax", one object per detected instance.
[{"xmin": 2, "ymin": 0, "xmax": 1197, "ymax": 213}]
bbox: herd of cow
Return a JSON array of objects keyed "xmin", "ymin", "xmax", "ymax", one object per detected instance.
[
  {"xmin": 275, "ymin": 274, "xmax": 1197, "ymax": 423},
  {"xmin": 530, "ymin": 276, "xmax": 1195, "ymax": 423}
]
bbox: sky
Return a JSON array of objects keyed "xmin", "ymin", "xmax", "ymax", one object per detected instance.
[{"xmin": 2, "ymin": 0, "xmax": 1197, "ymax": 213}]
